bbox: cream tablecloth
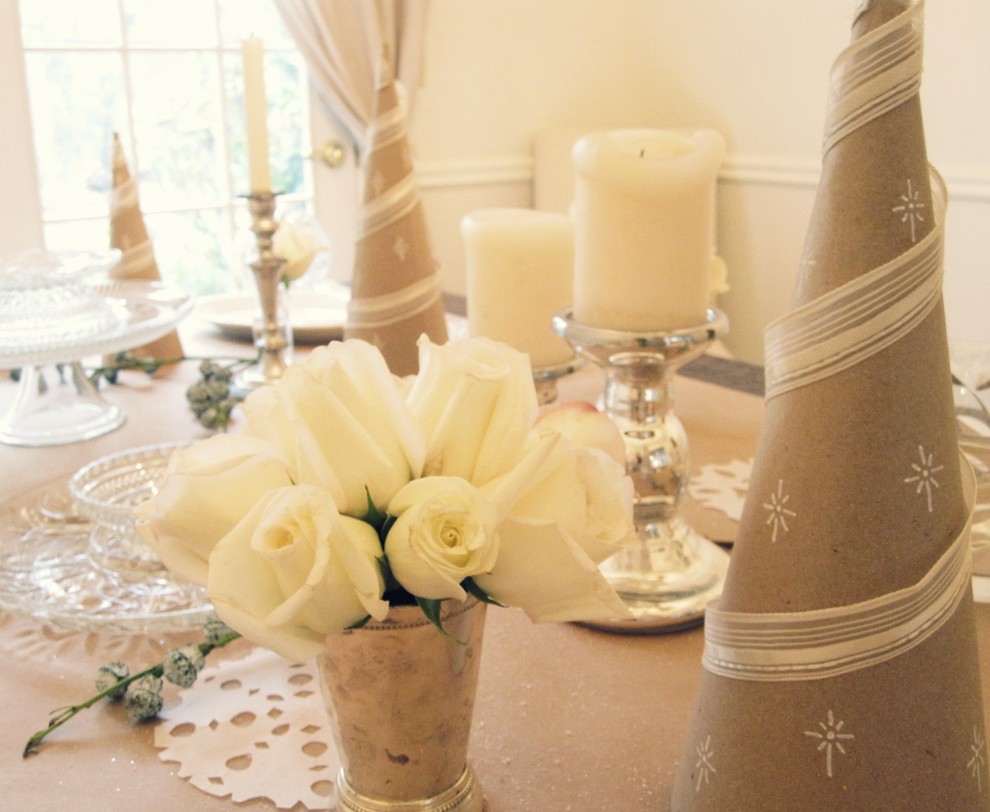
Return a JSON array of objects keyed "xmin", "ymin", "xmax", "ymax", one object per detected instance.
[{"xmin": 1, "ymin": 318, "xmax": 988, "ymax": 811}]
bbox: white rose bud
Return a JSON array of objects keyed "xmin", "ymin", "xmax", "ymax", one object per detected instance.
[
  {"xmin": 536, "ymin": 400, "xmax": 626, "ymax": 466},
  {"xmin": 508, "ymin": 442, "xmax": 635, "ymax": 564},
  {"xmin": 273, "ymin": 220, "xmax": 327, "ymax": 283},
  {"xmin": 473, "ymin": 433, "xmax": 635, "ymax": 624},
  {"xmin": 407, "ymin": 336, "xmax": 539, "ymax": 487},
  {"xmin": 208, "ymin": 485, "xmax": 388, "ymax": 662},
  {"xmin": 385, "ymin": 477, "xmax": 500, "ymax": 601},
  {"xmin": 240, "ymin": 339, "xmax": 425, "ymax": 516},
  {"xmin": 474, "ymin": 518, "xmax": 632, "ymax": 624},
  {"xmin": 136, "ymin": 434, "xmax": 295, "ymax": 586}
]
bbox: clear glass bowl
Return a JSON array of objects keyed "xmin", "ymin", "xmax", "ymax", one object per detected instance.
[
  {"xmin": 0, "ymin": 248, "xmax": 120, "ymax": 291},
  {"xmin": 0, "ymin": 451, "xmax": 211, "ymax": 634},
  {"xmin": 0, "ymin": 250, "xmax": 125, "ymax": 347},
  {"xmin": 69, "ymin": 441, "xmax": 188, "ymax": 570},
  {"xmin": 0, "ymin": 279, "xmax": 194, "ymax": 367}
]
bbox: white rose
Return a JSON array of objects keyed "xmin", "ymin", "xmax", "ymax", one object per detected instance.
[
  {"xmin": 136, "ymin": 434, "xmax": 295, "ymax": 586},
  {"xmin": 406, "ymin": 336, "xmax": 539, "ymax": 486},
  {"xmin": 240, "ymin": 339, "xmax": 425, "ymax": 516},
  {"xmin": 208, "ymin": 484, "xmax": 388, "ymax": 662},
  {"xmin": 384, "ymin": 477, "xmax": 500, "ymax": 601},
  {"xmin": 273, "ymin": 220, "xmax": 327, "ymax": 283},
  {"xmin": 508, "ymin": 443, "xmax": 635, "ymax": 564},
  {"xmin": 474, "ymin": 433, "xmax": 634, "ymax": 623},
  {"xmin": 473, "ymin": 518, "xmax": 631, "ymax": 623}
]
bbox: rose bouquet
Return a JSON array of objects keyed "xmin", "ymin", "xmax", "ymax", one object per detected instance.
[{"xmin": 137, "ymin": 336, "xmax": 635, "ymax": 662}]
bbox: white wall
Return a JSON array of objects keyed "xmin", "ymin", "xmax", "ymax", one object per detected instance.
[{"xmin": 409, "ymin": 0, "xmax": 990, "ymax": 364}]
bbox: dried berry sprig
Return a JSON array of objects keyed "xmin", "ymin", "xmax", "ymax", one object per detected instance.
[{"xmin": 22, "ymin": 617, "xmax": 241, "ymax": 758}]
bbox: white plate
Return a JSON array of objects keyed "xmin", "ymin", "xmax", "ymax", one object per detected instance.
[{"xmin": 196, "ymin": 284, "xmax": 349, "ymax": 344}]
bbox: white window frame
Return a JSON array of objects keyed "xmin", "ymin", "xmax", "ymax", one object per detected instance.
[{"xmin": 0, "ymin": 0, "xmax": 356, "ymax": 287}]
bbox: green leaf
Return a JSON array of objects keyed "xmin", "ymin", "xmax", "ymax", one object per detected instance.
[
  {"xmin": 378, "ymin": 556, "xmax": 403, "ymax": 595},
  {"xmin": 379, "ymin": 513, "xmax": 396, "ymax": 539},
  {"xmin": 415, "ymin": 597, "xmax": 466, "ymax": 644},
  {"xmin": 463, "ymin": 578, "xmax": 505, "ymax": 607},
  {"xmin": 362, "ymin": 487, "xmax": 388, "ymax": 533},
  {"xmin": 416, "ymin": 597, "xmax": 444, "ymax": 629}
]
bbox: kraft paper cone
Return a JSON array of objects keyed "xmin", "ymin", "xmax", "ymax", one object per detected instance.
[
  {"xmin": 671, "ymin": 2, "xmax": 989, "ymax": 809},
  {"xmin": 109, "ymin": 133, "xmax": 184, "ymax": 362},
  {"xmin": 344, "ymin": 58, "xmax": 447, "ymax": 376}
]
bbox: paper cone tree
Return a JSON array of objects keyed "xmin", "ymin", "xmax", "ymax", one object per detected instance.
[
  {"xmin": 671, "ymin": 2, "xmax": 989, "ymax": 809},
  {"xmin": 109, "ymin": 132, "xmax": 184, "ymax": 361},
  {"xmin": 344, "ymin": 59, "xmax": 448, "ymax": 376}
]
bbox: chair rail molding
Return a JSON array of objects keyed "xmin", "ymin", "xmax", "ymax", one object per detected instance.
[{"xmin": 415, "ymin": 151, "xmax": 990, "ymax": 203}]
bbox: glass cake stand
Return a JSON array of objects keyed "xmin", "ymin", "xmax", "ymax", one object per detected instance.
[
  {"xmin": 0, "ymin": 442, "xmax": 212, "ymax": 634},
  {"xmin": 0, "ymin": 250, "xmax": 195, "ymax": 445}
]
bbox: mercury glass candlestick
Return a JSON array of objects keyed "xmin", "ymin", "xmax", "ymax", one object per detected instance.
[
  {"xmin": 554, "ymin": 307, "xmax": 730, "ymax": 631},
  {"xmin": 532, "ymin": 355, "xmax": 583, "ymax": 405},
  {"xmin": 233, "ymin": 191, "xmax": 291, "ymax": 395}
]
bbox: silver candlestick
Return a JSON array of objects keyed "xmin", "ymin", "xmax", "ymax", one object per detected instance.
[
  {"xmin": 233, "ymin": 191, "xmax": 291, "ymax": 395},
  {"xmin": 554, "ymin": 307, "xmax": 730, "ymax": 632}
]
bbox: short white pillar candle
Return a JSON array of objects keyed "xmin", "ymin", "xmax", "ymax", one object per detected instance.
[
  {"xmin": 462, "ymin": 208, "xmax": 574, "ymax": 368},
  {"xmin": 572, "ymin": 128, "xmax": 724, "ymax": 331}
]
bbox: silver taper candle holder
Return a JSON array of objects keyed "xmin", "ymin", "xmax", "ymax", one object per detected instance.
[
  {"xmin": 233, "ymin": 191, "xmax": 291, "ymax": 395},
  {"xmin": 553, "ymin": 307, "xmax": 730, "ymax": 632}
]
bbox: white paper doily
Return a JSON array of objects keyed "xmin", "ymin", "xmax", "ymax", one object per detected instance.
[
  {"xmin": 688, "ymin": 457, "xmax": 753, "ymax": 522},
  {"xmin": 155, "ymin": 647, "xmax": 338, "ymax": 810}
]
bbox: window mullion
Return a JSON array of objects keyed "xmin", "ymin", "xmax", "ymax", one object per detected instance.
[
  {"xmin": 116, "ymin": 0, "xmax": 138, "ymax": 182},
  {"xmin": 212, "ymin": 0, "xmax": 238, "ymax": 274}
]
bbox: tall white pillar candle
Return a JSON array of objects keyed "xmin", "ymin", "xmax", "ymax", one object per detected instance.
[
  {"xmin": 242, "ymin": 37, "xmax": 272, "ymax": 193},
  {"xmin": 462, "ymin": 208, "xmax": 574, "ymax": 368},
  {"xmin": 572, "ymin": 128, "xmax": 724, "ymax": 331}
]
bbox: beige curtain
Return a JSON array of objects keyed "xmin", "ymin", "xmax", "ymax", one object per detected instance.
[{"xmin": 273, "ymin": 0, "xmax": 430, "ymax": 149}]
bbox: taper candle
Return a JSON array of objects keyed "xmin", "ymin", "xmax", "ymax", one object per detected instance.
[
  {"xmin": 572, "ymin": 128, "xmax": 724, "ymax": 331},
  {"xmin": 462, "ymin": 208, "xmax": 574, "ymax": 367},
  {"xmin": 242, "ymin": 37, "xmax": 272, "ymax": 193}
]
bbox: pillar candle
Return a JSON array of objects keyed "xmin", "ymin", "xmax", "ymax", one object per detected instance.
[
  {"xmin": 572, "ymin": 128, "xmax": 724, "ymax": 331},
  {"xmin": 242, "ymin": 37, "xmax": 272, "ymax": 193},
  {"xmin": 462, "ymin": 208, "xmax": 574, "ymax": 368}
]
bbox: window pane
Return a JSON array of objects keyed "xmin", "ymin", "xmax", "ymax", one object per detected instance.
[
  {"xmin": 25, "ymin": 51, "xmax": 127, "ymax": 221},
  {"xmin": 19, "ymin": 0, "xmax": 121, "ymax": 48},
  {"xmin": 43, "ymin": 219, "xmax": 108, "ymax": 255},
  {"xmin": 145, "ymin": 209, "xmax": 235, "ymax": 295},
  {"xmin": 268, "ymin": 53, "xmax": 311, "ymax": 197},
  {"xmin": 222, "ymin": 51, "xmax": 251, "ymax": 197},
  {"xmin": 123, "ymin": 0, "xmax": 218, "ymax": 48},
  {"xmin": 46, "ymin": 210, "xmax": 237, "ymax": 298},
  {"xmin": 129, "ymin": 52, "xmax": 228, "ymax": 210}
]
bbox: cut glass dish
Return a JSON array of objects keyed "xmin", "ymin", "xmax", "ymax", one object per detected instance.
[{"xmin": 0, "ymin": 443, "xmax": 211, "ymax": 634}]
